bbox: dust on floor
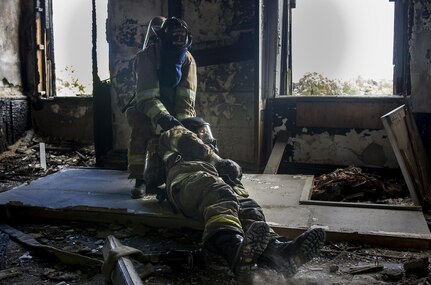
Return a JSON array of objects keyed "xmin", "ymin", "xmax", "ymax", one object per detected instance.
[{"xmin": 1, "ymin": 131, "xmax": 431, "ymax": 284}]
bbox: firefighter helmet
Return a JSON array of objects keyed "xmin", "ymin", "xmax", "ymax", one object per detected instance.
[
  {"xmin": 182, "ymin": 117, "xmax": 218, "ymax": 153},
  {"xmin": 157, "ymin": 17, "xmax": 192, "ymax": 49}
]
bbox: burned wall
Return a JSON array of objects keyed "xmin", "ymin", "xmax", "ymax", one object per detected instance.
[
  {"xmin": 410, "ymin": 0, "xmax": 431, "ymax": 114},
  {"xmin": 197, "ymin": 61, "xmax": 255, "ymax": 165},
  {"xmin": 0, "ymin": 0, "xmax": 31, "ymax": 151},
  {"xmin": 0, "ymin": 99, "xmax": 28, "ymax": 151},
  {"xmin": 106, "ymin": 0, "xmax": 258, "ymax": 168},
  {"xmin": 270, "ymin": 97, "xmax": 404, "ymax": 170},
  {"xmin": 106, "ymin": 0, "xmax": 166, "ymax": 150},
  {"xmin": 32, "ymin": 97, "xmax": 94, "ymax": 144},
  {"xmin": 0, "ymin": 0, "xmax": 22, "ymax": 88},
  {"xmin": 410, "ymin": 0, "xmax": 431, "ymax": 162},
  {"xmin": 186, "ymin": 0, "xmax": 257, "ymax": 168}
]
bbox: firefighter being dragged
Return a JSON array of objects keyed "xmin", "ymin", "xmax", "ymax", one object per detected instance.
[{"xmin": 156, "ymin": 117, "xmax": 326, "ymax": 280}]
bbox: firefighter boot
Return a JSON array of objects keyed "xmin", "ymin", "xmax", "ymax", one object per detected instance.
[
  {"xmin": 258, "ymin": 228, "xmax": 326, "ymax": 277},
  {"xmin": 131, "ymin": 178, "xmax": 146, "ymax": 199},
  {"xmin": 205, "ymin": 221, "xmax": 271, "ymax": 280}
]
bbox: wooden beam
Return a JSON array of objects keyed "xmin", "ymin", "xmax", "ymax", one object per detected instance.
[
  {"xmin": 263, "ymin": 137, "xmax": 287, "ymax": 174},
  {"xmin": 381, "ymin": 105, "xmax": 428, "ymax": 206}
]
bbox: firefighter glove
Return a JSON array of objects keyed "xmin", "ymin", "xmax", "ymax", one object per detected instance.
[{"xmin": 157, "ymin": 114, "xmax": 182, "ymax": 131}]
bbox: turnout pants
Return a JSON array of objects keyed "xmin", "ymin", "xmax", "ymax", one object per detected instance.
[
  {"xmin": 166, "ymin": 161, "xmax": 268, "ymax": 242},
  {"xmin": 126, "ymin": 106, "xmax": 154, "ymax": 180}
]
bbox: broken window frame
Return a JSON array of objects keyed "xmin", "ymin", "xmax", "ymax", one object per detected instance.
[
  {"xmin": 266, "ymin": 0, "xmax": 411, "ymax": 98},
  {"xmin": 34, "ymin": 0, "xmax": 56, "ymax": 99}
]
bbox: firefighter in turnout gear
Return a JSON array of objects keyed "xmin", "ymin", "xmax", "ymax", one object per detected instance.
[
  {"xmin": 157, "ymin": 118, "xmax": 326, "ymax": 280},
  {"xmin": 126, "ymin": 16, "xmax": 197, "ymax": 199}
]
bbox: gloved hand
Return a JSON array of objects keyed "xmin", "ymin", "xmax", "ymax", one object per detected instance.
[
  {"xmin": 215, "ymin": 159, "xmax": 248, "ymax": 197},
  {"xmin": 157, "ymin": 114, "xmax": 182, "ymax": 131}
]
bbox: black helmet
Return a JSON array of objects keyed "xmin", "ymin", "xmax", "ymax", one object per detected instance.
[
  {"xmin": 181, "ymin": 117, "xmax": 219, "ymax": 153},
  {"xmin": 149, "ymin": 16, "xmax": 166, "ymax": 34},
  {"xmin": 181, "ymin": 117, "xmax": 209, "ymax": 133},
  {"xmin": 157, "ymin": 17, "xmax": 192, "ymax": 49}
]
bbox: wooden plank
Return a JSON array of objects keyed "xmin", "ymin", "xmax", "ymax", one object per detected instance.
[
  {"xmin": 1, "ymin": 169, "xmax": 430, "ymax": 250},
  {"xmin": 381, "ymin": 104, "xmax": 431, "ymax": 206},
  {"xmin": 296, "ymin": 102, "xmax": 401, "ymax": 129},
  {"xmin": 263, "ymin": 138, "xmax": 287, "ymax": 174},
  {"xmin": 405, "ymin": 106, "xmax": 431, "ymax": 201},
  {"xmin": 273, "ymin": 228, "xmax": 431, "ymax": 250},
  {"xmin": 39, "ymin": 143, "xmax": 47, "ymax": 170},
  {"xmin": 299, "ymin": 199, "xmax": 422, "ymax": 211}
]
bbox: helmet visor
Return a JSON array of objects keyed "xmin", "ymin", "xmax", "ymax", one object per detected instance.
[{"xmin": 196, "ymin": 125, "xmax": 214, "ymax": 144}]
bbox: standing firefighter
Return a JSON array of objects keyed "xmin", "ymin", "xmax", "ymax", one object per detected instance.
[
  {"xmin": 126, "ymin": 16, "xmax": 197, "ymax": 198},
  {"xmin": 158, "ymin": 117, "xmax": 326, "ymax": 281}
]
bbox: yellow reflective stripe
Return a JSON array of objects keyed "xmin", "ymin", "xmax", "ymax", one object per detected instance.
[
  {"xmin": 136, "ymin": 88, "xmax": 160, "ymax": 103},
  {"xmin": 206, "ymin": 214, "xmax": 242, "ymax": 230},
  {"xmin": 169, "ymin": 132, "xmax": 181, "ymax": 150},
  {"xmin": 176, "ymin": 87, "xmax": 196, "ymax": 101},
  {"xmin": 176, "ymin": 113, "xmax": 193, "ymax": 121},
  {"xmin": 128, "ymin": 154, "xmax": 146, "ymax": 164},
  {"xmin": 146, "ymin": 101, "xmax": 168, "ymax": 120},
  {"xmin": 162, "ymin": 150, "xmax": 175, "ymax": 163},
  {"xmin": 208, "ymin": 153, "xmax": 221, "ymax": 165},
  {"xmin": 170, "ymin": 171, "xmax": 199, "ymax": 188}
]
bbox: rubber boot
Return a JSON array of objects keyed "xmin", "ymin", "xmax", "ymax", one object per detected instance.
[
  {"xmin": 258, "ymin": 227, "xmax": 326, "ymax": 277},
  {"xmin": 131, "ymin": 178, "xmax": 146, "ymax": 199},
  {"xmin": 205, "ymin": 221, "xmax": 271, "ymax": 279}
]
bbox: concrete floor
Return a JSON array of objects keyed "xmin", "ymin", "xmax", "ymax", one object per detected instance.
[{"xmin": 0, "ymin": 168, "xmax": 429, "ymax": 249}]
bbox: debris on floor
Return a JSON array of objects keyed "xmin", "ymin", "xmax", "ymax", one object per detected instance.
[
  {"xmin": 311, "ymin": 166, "xmax": 413, "ymax": 205},
  {"xmin": 1, "ymin": 131, "xmax": 431, "ymax": 284},
  {"xmin": 0, "ymin": 129, "xmax": 95, "ymax": 193}
]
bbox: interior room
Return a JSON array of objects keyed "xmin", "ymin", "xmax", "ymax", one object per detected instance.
[{"xmin": 0, "ymin": 0, "xmax": 430, "ymax": 284}]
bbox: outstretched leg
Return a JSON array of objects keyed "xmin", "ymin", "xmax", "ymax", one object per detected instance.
[{"xmin": 258, "ymin": 228, "xmax": 326, "ymax": 277}]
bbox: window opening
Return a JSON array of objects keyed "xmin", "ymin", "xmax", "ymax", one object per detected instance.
[
  {"xmin": 292, "ymin": 0, "xmax": 394, "ymax": 96},
  {"xmin": 52, "ymin": 0, "xmax": 108, "ymax": 96}
]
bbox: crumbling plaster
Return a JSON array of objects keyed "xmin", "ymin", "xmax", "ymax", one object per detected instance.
[
  {"xmin": 183, "ymin": 0, "xmax": 254, "ymax": 48},
  {"xmin": 0, "ymin": 0, "xmax": 23, "ymax": 92},
  {"xmin": 107, "ymin": 0, "xmax": 257, "ymax": 167},
  {"xmin": 410, "ymin": 0, "xmax": 431, "ymax": 113},
  {"xmin": 0, "ymin": 0, "xmax": 28, "ymax": 151},
  {"xmin": 197, "ymin": 61, "xmax": 255, "ymax": 164},
  {"xmin": 288, "ymin": 130, "xmax": 397, "ymax": 168},
  {"xmin": 107, "ymin": 0, "xmax": 166, "ymax": 149},
  {"xmin": 271, "ymin": 99, "xmax": 400, "ymax": 169},
  {"xmin": 32, "ymin": 97, "xmax": 94, "ymax": 144},
  {"xmin": 185, "ymin": 0, "xmax": 257, "ymax": 166}
]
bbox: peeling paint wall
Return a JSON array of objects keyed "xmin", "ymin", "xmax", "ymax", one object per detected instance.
[
  {"xmin": 107, "ymin": 0, "xmax": 166, "ymax": 150},
  {"xmin": 410, "ymin": 0, "xmax": 431, "ymax": 163},
  {"xmin": 197, "ymin": 61, "xmax": 255, "ymax": 164},
  {"xmin": 270, "ymin": 98, "xmax": 403, "ymax": 169},
  {"xmin": 106, "ymin": 0, "xmax": 258, "ymax": 167},
  {"xmin": 266, "ymin": 0, "xmax": 431, "ymax": 171},
  {"xmin": 288, "ymin": 130, "xmax": 397, "ymax": 168},
  {"xmin": 0, "ymin": 99, "xmax": 28, "ymax": 151},
  {"xmin": 0, "ymin": 0, "xmax": 22, "ymax": 89},
  {"xmin": 410, "ymin": 0, "xmax": 431, "ymax": 113},
  {"xmin": 185, "ymin": 0, "xmax": 257, "ymax": 167},
  {"xmin": 32, "ymin": 97, "xmax": 94, "ymax": 144},
  {"xmin": 183, "ymin": 0, "xmax": 255, "ymax": 47},
  {"xmin": 0, "ymin": 1, "xmax": 30, "ymax": 151}
]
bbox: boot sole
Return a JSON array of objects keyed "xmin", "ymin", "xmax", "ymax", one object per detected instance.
[
  {"xmin": 234, "ymin": 221, "xmax": 271, "ymax": 277},
  {"xmin": 282, "ymin": 228, "xmax": 326, "ymax": 277}
]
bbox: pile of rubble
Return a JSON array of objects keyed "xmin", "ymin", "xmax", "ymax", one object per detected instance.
[
  {"xmin": 0, "ymin": 129, "xmax": 95, "ymax": 193},
  {"xmin": 311, "ymin": 166, "xmax": 413, "ymax": 205},
  {"xmin": 1, "ymin": 132, "xmax": 430, "ymax": 284}
]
